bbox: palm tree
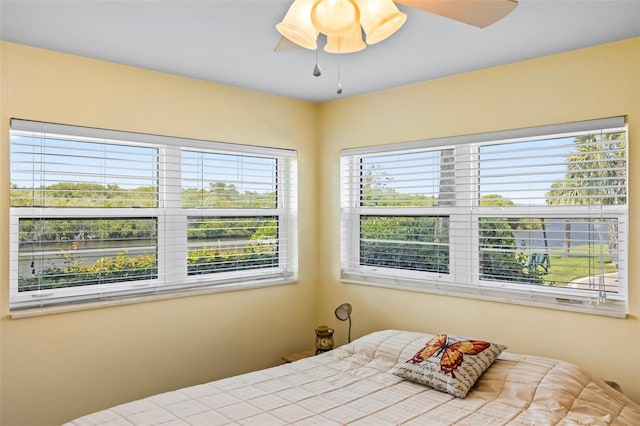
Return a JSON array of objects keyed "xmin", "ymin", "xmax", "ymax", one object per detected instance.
[
  {"xmin": 546, "ymin": 131, "xmax": 626, "ymax": 256},
  {"xmin": 438, "ymin": 149, "xmax": 455, "ymax": 207}
]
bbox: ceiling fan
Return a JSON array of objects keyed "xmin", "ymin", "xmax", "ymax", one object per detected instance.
[{"xmin": 275, "ymin": 0, "xmax": 519, "ymax": 54}]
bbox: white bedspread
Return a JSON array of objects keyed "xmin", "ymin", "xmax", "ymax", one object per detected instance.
[{"xmin": 65, "ymin": 329, "xmax": 640, "ymax": 425}]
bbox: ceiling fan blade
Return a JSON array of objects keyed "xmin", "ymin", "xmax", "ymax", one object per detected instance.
[
  {"xmin": 274, "ymin": 36, "xmax": 304, "ymax": 53},
  {"xmin": 395, "ymin": 0, "xmax": 518, "ymax": 28}
]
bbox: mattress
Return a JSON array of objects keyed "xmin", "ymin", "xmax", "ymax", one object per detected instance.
[{"xmin": 65, "ymin": 329, "xmax": 640, "ymax": 425}]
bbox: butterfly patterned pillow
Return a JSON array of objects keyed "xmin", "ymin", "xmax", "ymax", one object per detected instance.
[{"xmin": 393, "ymin": 333, "xmax": 507, "ymax": 398}]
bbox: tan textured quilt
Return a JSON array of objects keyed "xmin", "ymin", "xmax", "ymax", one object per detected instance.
[{"xmin": 65, "ymin": 330, "xmax": 640, "ymax": 425}]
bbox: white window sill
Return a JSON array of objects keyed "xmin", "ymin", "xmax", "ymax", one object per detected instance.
[
  {"xmin": 340, "ymin": 275, "xmax": 628, "ymax": 319},
  {"xmin": 10, "ymin": 279, "xmax": 297, "ymax": 319}
]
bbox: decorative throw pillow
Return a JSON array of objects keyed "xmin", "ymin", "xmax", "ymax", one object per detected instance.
[{"xmin": 393, "ymin": 333, "xmax": 506, "ymax": 398}]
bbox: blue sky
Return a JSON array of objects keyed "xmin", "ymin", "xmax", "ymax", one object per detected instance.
[
  {"xmin": 11, "ymin": 135, "xmax": 278, "ymax": 194},
  {"xmin": 361, "ymin": 136, "xmax": 575, "ymax": 206}
]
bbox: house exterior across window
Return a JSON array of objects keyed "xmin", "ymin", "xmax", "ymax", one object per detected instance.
[
  {"xmin": 340, "ymin": 117, "xmax": 628, "ymax": 317},
  {"xmin": 9, "ymin": 119, "xmax": 298, "ymax": 310}
]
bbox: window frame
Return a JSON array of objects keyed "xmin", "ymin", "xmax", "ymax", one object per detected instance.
[
  {"xmin": 9, "ymin": 119, "xmax": 298, "ymax": 311},
  {"xmin": 340, "ymin": 117, "xmax": 628, "ymax": 317}
]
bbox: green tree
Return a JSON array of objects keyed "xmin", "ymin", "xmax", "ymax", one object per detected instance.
[{"xmin": 546, "ymin": 132, "xmax": 626, "ymax": 255}]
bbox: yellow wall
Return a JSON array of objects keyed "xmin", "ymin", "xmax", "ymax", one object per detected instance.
[
  {"xmin": 0, "ymin": 42, "xmax": 319, "ymax": 425},
  {"xmin": 317, "ymin": 37, "xmax": 640, "ymax": 402},
  {"xmin": 1, "ymin": 38, "xmax": 639, "ymax": 425}
]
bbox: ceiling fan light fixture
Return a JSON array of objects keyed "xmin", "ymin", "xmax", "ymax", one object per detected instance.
[
  {"xmin": 357, "ymin": 0, "xmax": 407, "ymax": 45},
  {"xmin": 276, "ymin": 0, "xmax": 518, "ymax": 54},
  {"xmin": 276, "ymin": 0, "xmax": 319, "ymax": 50},
  {"xmin": 325, "ymin": 22, "xmax": 366, "ymax": 53},
  {"xmin": 311, "ymin": 0, "xmax": 360, "ymax": 36}
]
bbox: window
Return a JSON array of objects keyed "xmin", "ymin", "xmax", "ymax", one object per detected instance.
[
  {"xmin": 341, "ymin": 117, "xmax": 627, "ymax": 317},
  {"xmin": 9, "ymin": 119, "xmax": 297, "ymax": 310}
]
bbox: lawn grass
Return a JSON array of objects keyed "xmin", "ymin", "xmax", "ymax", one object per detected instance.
[{"xmin": 541, "ymin": 244, "xmax": 617, "ymax": 286}]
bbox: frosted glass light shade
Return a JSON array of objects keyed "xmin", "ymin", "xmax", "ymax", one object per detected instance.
[
  {"xmin": 325, "ymin": 22, "xmax": 366, "ymax": 53},
  {"xmin": 311, "ymin": 0, "xmax": 360, "ymax": 36},
  {"xmin": 356, "ymin": 0, "xmax": 407, "ymax": 44},
  {"xmin": 276, "ymin": 0, "xmax": 319, "ymax": 50}
]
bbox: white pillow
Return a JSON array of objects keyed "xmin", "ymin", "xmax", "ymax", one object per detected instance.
[{"xmin": 393, "ymin": 333, "xmax": 506, "ymax": 398}]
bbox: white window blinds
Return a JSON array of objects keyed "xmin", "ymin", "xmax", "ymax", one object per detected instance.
[
  {"xmin": 341, "ymin": 117, "xmax": 628, "ymax": 317},
  {"xmin": 9, "ymin": 119, "xmax": 298, "ymax": 310}
]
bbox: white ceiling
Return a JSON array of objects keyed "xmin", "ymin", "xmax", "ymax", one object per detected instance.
[{"xmin": 1, "ymin": 0, "xmax": 639, "ymax": 103}]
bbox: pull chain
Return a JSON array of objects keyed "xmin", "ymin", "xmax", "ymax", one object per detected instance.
[
  {"xmin": 336, "ymin": 60, "xmax": 343, "ymax": 95},
  {"xmin": 312, "ymin": 48, "xmax": 322, "ymax": 77}
]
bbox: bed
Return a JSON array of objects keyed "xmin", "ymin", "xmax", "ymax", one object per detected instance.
[{"xmin": 65, "ymin": 329, "xmax": 640, "ymax": 425}]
